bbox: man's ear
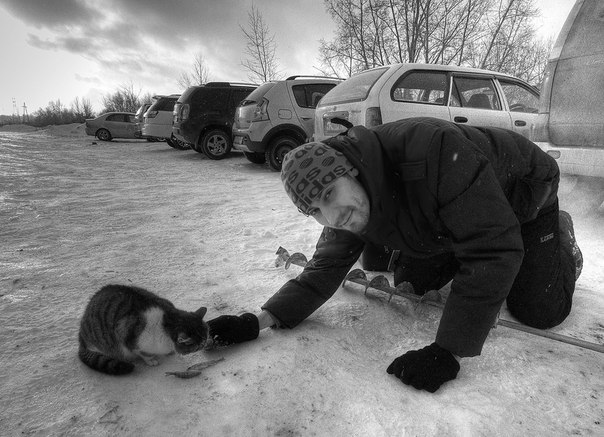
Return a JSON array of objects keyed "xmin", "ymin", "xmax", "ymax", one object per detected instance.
[{"xmin": 349, "ymin": 167, "xmax": 359, "ymax": 177}]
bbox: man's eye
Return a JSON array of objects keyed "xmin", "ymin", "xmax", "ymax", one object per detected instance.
[{"xmin": 323, "ymin": 188, "xmax": 332, "ymax": 201}]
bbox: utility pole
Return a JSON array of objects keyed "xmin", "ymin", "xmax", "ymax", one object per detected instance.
[
  {"xmin": 12, "ymin": 98, "xmax": 20, "ymax": 124},
  {"xmin": 22, "ymin": 102, "xmax": 29, "ymax": 124}
]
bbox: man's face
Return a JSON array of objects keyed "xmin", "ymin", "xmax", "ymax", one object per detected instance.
[{"xmin": 306, "ymin": 174, "xmax": 370, "ymax": 234}]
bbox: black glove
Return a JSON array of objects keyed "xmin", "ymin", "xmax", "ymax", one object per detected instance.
[
  {"xmin": 386, "ymin": 342, "xmax": 460, "ymax": 393},
  {"xmin": 207, "ymin": 313, "xmax": 259, "ymax": 347}
]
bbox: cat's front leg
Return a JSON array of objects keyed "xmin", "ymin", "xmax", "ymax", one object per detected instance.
[{"xmin": 135, "ymin": 349, "xmax": 160, "ymax": 366}]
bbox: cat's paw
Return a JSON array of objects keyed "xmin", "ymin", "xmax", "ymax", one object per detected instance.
[
  {"xmin": 136, "ymin": 350, "xmax": 160, "ymax": 366},
  {"xmin": 144, "ymin": 357, "xmax": 160, "ymax": 367}
]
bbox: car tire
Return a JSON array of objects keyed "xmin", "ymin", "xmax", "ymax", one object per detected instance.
[
  {"xmin": 243, "ymin": 152, "xmax": 266, "ymax": 164},
  {"xmin": 266, "ymin": 136, "xmax": 299, "ymax": 171},
  {"xmin": 201, "ymin": 129, "xmax": 231, "ymax": 160},
  {"xmin": 96, "ymin": 128, "xmax": 112, "ymax": 141}
]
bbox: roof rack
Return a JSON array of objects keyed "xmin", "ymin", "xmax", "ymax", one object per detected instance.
[
  {"xmin": 204, "ymin": 82, "xmax": 258, "ymax": 87},
  {"xmin": 285, "ymin": 75, "xmax": 344, "ymax": 81}
]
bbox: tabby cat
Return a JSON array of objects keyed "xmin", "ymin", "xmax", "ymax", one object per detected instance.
[{"xmin": 78, "ymin": 284, "xmax": 209, "ymax": 375}]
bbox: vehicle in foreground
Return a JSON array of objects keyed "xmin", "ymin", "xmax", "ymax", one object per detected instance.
[
  {"xmin": 313, "ymin": 63, "xmax": 539, "ymax": 142},
  {"xmin": 232, "ymin": 76, "xmax": 341, "ymax": 170},
  {"xmin": 142, "ymin": 94, "xmax": 189, "ymax": 149},
  {"xmin": 172, "ymin": 82, "xmax": 257, "ymax": 159},
  {"xmin": 85, "ymin": 112, "xmax": 137, "ymax": 141},
  {"xmin": 531, "ymin": 0, "xmax": 604, "ymax": 180}
]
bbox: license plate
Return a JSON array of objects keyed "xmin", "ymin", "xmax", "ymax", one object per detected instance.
[{"xmin": 233, "ymin": 136, "xmax": 244, "ymax": 145}]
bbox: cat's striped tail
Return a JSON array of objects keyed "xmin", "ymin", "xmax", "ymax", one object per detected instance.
[{"xmin": 78, "ymin": 335, "xmax": 134, "ymax": 375}]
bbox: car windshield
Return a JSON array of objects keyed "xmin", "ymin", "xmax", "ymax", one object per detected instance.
[
  {"xmin": 150, "ymin": 97, "xmax": 178, "ymax": 112},
  {"xmin": 319, "ymin": 67, "xmax": 388, "ymax": 106},
  {"xmin": 240, "ymin": 82, "xmax": 275, "ymax": 104}
]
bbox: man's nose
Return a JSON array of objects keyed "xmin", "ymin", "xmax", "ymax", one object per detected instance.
[{"xmin": 322, "ymin": 207, "xmax": 339, "ymax": 226}]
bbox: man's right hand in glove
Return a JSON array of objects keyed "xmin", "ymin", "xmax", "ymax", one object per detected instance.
[
  {"xmin": 206, "ymin": 311, "xmax": 276, "ymax": 348},
  {"xmin": 387, "ymin": 342, "xmax": 460, "ymax": 393},
  {"xmin": 207, "ymin": 313, "xmax": 260, "ymax": 347}
]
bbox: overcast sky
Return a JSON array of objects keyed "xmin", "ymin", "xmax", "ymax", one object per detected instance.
[{"xmin": 0, "ymin": 0, "xmax": 575, "ymax": 115}]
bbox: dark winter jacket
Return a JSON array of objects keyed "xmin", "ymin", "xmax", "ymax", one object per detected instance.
[{"xmin": 262, "ymin": 117, "xmax": 560, "ymax": 357}]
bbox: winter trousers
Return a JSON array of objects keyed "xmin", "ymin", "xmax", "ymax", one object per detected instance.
[{"xmin": 393, "ymin": 202, "xmax": 577, "ymax": 329}]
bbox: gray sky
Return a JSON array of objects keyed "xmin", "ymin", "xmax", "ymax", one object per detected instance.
[{"xmin": 0, "ymin": 0, "xmax": 574, "ymax": 114}]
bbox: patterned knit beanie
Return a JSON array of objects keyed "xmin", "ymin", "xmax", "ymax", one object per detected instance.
[{"xmin": 281, "ymin": 142, "xmax": 354, "ymax": 214}]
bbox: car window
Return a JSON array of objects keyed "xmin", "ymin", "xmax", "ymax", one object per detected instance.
[
  {"xmin": 152, "ymin": 97, "xmax": 178, "ymax": 112},
  {"xmin": 126, "ymin": 115, "xmax": 136, "ymax": 123},
  {"xmin": 243, "ymin": 82, "xmax": 274, "ymax": 103},
  {"xmin": 197, "ymin": 89, "xmax": 229, "ymax": 110},
  {"xmin": 391, "ymin": 71, "xmax": 447, "ymax": 105},
  {"xmin": 292, "ymin": 83, "xmax": 338, "ymax": 108},
  {"xmin": 498, "ymin": 80, "xmax": 539, "ymax": 113},
  {"xmin": 106, "ymin": 114, "xmax": 125, "ymax": 122},
  {"xmin": 230, "ymin": 89, "xmax": 254, "ymax": 108},
  {"xmin": 320, "ymin": 67, "xmax": 388, "ymax": 105},
  {"xmin": 451, "ymin": 76, "xmax": 501, "ymax": 110}
]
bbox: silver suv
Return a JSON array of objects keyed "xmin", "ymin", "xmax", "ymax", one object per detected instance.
[
  {"xmin": 232, "ymin": 76, "xmax": 341, "ymax": 170},
  {"xmin": 313, "ymin": 64, "xmax": 539, "ymax": 141},
  {"xmin": 531, "ymin": 0, "xmax": 604, "ymax": 180}
]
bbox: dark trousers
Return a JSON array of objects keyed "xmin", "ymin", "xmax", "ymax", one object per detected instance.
[{"xmin": 393, "ymin": 203, "xmax": 576, "ymax": 329}]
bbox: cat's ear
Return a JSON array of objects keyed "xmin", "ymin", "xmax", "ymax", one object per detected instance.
[
  {"xmin": 195, "ymin": 306, "xmax": 208, "ymax": 318},
  {"xmin": 177, "ymin": 333, "xmax": 195, "ymax": 345}
]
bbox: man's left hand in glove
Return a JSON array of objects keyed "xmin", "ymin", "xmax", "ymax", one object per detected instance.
[{"xmin": 386, "ymin": 342, "xmax": 460, "ymax": 393}]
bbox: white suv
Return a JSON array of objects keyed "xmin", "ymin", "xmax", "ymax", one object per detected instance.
[
  {"xmin": 313, "ymin": 63, "xmax": 539, "ymax": 141},
  {"xmin": 232, "ymin": 76, "xmax": 341, "ymax": 170},
  {"xmin": 143, "ymin": 94, "xmax": 188, "ymax": 149}
]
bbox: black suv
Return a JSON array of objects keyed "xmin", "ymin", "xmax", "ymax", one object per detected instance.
[{"xmin": 172, "ymin": 82, "xmax": 257, "ymax": 159}]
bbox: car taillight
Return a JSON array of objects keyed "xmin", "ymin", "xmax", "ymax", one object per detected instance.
[
  {"xmin": 146, "ymin": 110, "xmax": 159, "ymax": 119},
  {"xmin": 366, "ymin": 107, "xmax": 382, "ymax": 127},
  {"xmin": 252, "ymin": 99, "xmax": 269, "ymax": 122},
  {"xmin": 181, "ymin": 104, "xmax": 190, "ymax": 120}
]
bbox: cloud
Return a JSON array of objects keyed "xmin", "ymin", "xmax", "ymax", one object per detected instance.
[
  {"xmin": 0, "ymin": 0, "xmax": 336, "ymax": 111},
  {"xmin": 0, "ymin": 0, "xmax": 96, "ymax": 29}
]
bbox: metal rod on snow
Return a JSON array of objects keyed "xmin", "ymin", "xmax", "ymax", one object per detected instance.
[{"xmin": 275, "ymin": 246, "xmax": 604, "ymax": 355}]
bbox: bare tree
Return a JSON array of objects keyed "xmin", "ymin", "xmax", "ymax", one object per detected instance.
[
  {"xmin": 71, "ymin": 97, "xmax": 95, "ymax": 121},
  {"xmin": 318, "ymin": 0, "xmax": 548, "ymax": 84},
  {"xmin": 101, "ymin": 82, "xmax": 143, "ymax": 113},
  {"xmin": 177, "ymin": 53, "xmax": 211, "ymax": 89},
  {"xmin": 240, "ymin": 5, "xmax": 280, "ymax": 82}
]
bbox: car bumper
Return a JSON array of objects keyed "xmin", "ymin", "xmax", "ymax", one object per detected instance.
[
  {"xmin": 142, "ymin": 123, "xmax": 171, "ymax": 139},
  {"xmin": 172, "ymin": 124, "xmax": 197, "ymax": 145},
  {"xmin": 535, "ymin": 141, "xmax": 604, "ymax": 178},
  {"xmin": 232, "ymin": 131, "xmax": 265, "ymax": 153}
]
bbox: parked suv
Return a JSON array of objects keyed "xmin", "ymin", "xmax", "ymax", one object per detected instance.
[
  {"xmin": 134, "ymin": 102, "xmax": 152, "ymax": 139},
  {"xmin": 232, "ymin": 76, "xmax": 341, "ymax": 170},
  {"xmin": 531, "ymin": 0, "xmax": 604, "ymax": 180},
  {"xmin": 313, "ymin": 63, "xmax": 539, "ymax": 141},
  {"xmin": 172, "ymin": 82, "xmax": 257, "ymax": 159},
  {"xmin": 143, "ymin": 94, "xmax": 188, "ymax": 149}
]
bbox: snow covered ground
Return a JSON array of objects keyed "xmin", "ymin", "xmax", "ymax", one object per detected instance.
[{"xmin": 0, "ymin": 124, "xmax": 602, "ymax": 436}]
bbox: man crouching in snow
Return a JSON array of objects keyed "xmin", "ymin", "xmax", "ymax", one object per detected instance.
[{"xmin": 207, "ymin": 117, "xmax": 583, "ymax": 393}]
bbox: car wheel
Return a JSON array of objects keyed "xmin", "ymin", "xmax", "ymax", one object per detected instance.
[
  {"xmin": 96, "ymin": 128, "xmax": 112, "ymax": 141},
  {"xmin": 266, "ymin": 136, "xmax": 299, "ymax": 171},
  {"xmin": 201, "ymin": 129, "xmax": 231, "ymax": 160},
  {"xmin": 243, "ymin": 152, "xmax": 266, "ymax": 164}
]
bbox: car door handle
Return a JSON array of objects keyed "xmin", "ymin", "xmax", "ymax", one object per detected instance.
[
  {"xmin": 301, "ymin": 117, "xmax": 312, "ymax": 120},
  {"xmin": 514, "ymin": 120, "xmax": 526, "ymax": 127},
  {"xmin": 454, "ymin": 116, "xmax": 468, "ymax": 123}
]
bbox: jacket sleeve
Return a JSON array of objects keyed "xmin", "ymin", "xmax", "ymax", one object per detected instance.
[
  {"xmin": 433, "ymin": 130, "xmax": 525, "ymax": 357},
  {"xmin": 262, "ymin": 227, "xmax": 364, "ymax": 328}
]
